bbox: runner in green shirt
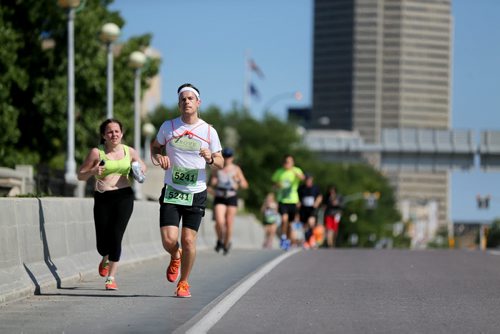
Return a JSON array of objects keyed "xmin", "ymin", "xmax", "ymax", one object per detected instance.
[{"xmin": 271, "ymin": 154, "xmax": 305, "ymax": 250}]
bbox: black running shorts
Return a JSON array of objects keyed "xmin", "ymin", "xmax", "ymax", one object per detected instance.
[
  {"xmin": 278, "ymin": 203, "xmax": 298, "ymax": 219},
  {"xmin": 158, "ymin": 185, "xmax": 207, "ymax": 231}
]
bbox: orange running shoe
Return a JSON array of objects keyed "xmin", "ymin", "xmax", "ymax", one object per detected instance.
[
  {"xmin": 175, "ymin": 280, "xmax": 191, "ymax": 298},
  {"xmin": 166, "ymin": 249, "xmax": 182, "ymax": 282},
  {"xmin": 98, "ymin": 259, "xmax": 109, "ymax": 277},
  {"xmin": 105, "ymin": 277, "xmax": 117, "ymax": 290}
]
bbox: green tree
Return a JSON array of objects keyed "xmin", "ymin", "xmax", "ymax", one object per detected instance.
[
  {"xmin": 0, "ymin": 0, "xmax": 159, "ymax": 171},
  {"xmin": 0, "ymin": 5, "xmax": 28, "ymax": 166},
  {"xmin": 206, "ymin": 108, "xmax": 312, "ymax": 211}
]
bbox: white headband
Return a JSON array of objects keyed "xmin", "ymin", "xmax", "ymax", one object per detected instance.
[{"xmin": 178, "ymin": 87, "xmax": 200, "ymax": 99}]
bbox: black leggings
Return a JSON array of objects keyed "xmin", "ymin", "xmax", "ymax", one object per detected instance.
[{"xmin": 93, "ymin": 187, "xmax": 134, "ymax": 262}]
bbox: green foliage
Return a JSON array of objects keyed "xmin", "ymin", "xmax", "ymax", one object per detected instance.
[
  {"xmin": 0, "ymin": 0, "xmax": 159, "ymax": 170},
  {"xmin": 205, "ymin": 107, "xmax": 312, "ymax": 211},
  {"xmin": 0, "ymin": 5, "xmax": 26, "ymax": 165}
]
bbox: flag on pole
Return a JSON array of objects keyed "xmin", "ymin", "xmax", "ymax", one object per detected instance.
[
  {"xmin": 249, "ymin": 83, "xmax": 260, "ymax": 100},
  {"xmin": 248, "ymin": 58, "xmax": 265, "ymax": 79}
]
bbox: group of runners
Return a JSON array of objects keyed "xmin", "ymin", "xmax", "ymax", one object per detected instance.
[
  {"xmin": 267, "ymin": 155, "xmax": 344, "ymax": 250},
  {"xmin": 77, "ymin": 82, "xmax": 343, "ymax": 299}
]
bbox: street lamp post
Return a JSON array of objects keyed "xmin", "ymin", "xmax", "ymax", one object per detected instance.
[
  {"xmin": 142, "ymin": 122, "xmax": 156, "ymax": 162},
  {"xmin": 100, "ymin": 23, "xmax": 120, "ymax": 119},
  {"xmin": 58, "ymin": 0, "xmax": 81, "ymax": 187},
  {"xmin": 262, "ymin": 91, "xmax": 302, "ymax": 118},
  {"xmin": 129, "ymin": 51, "xmax": 147, "ymax": 200}
]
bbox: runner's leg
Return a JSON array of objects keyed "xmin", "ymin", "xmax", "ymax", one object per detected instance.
[
  {"xmin": 179, "ymin": 227, "xmax": 197, "ymax": 282},
  {"xmin": 224, "ymin": 205, "xmax": 238, "ymax": 250}
]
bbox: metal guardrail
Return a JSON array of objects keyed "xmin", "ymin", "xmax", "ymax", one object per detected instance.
[{"xmin": 480, "ymin": 131, "xmax": 500, "ymax": 171}]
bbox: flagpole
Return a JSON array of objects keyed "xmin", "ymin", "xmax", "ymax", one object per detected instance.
[{"xmin": 243, "ymin": 49, "xmax": 250, "ymax": 112}]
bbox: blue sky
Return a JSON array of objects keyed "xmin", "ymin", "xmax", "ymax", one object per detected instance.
[{"xmin": 110, "ymin": 0, "xmax": 500, "ymax": 222}]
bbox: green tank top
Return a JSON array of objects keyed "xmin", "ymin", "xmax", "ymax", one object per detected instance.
[{"xmin": 96, "ymin": 145, "xmax": 132, "ymax": 180}]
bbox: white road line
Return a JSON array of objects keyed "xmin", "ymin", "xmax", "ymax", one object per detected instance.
[
  {"xmin": 488, "ymin": 250, "xmax": 500, "ymax": 256},
  {"xmin": 185, "ymin": 248, "xmax": 300, "ymax": 334}
]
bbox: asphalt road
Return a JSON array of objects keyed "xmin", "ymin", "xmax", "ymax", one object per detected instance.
[
  {"xmin": 207, "ymin": 249, "xmax": 500, "ymax": 334},
  {"xmin": 1, "ymin": 248, "xmax": 500, "ymax": 334}
]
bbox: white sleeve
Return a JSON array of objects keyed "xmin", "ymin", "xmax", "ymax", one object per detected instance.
[
  {"xmin": 209, "ymin": 127, "xmax": 223, "ymax": 153},
  {"xmin": 156, "ymin": 121, "xmax": 170, "ymax": 145}
]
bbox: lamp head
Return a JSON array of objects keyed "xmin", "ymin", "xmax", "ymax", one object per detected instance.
[
  {"xmin": 100, "ymin": 23, "xmax": 121, "ymax": 43},
  {"xmin": 129, "ymin": 51, "xmax": 147, "ymax": 69}
]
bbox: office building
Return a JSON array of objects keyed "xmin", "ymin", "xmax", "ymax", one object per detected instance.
[{"xmin": 312, "ymin": 0, "xmax": 452, "ymax": 233}]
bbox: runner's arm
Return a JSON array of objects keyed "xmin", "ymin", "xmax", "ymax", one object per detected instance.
[
  {"xmin": 235, "ymin": 166, "xmax": 249, "ymax": 189},
  {"xmin": 77, "ymin": 148, "xmax": 103, "ymax": 181},
  {"xmin": 202, "ymin": 150, "xmax": 223, "ymax": 169},
  {"xmin": 151, "ymin": 139, "xmax": 171, "ymax": 170}
]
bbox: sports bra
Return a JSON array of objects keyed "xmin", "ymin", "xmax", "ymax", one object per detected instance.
[{"xmin": 95, "ymin": 145, "xmax": 132, "ymax": 180}]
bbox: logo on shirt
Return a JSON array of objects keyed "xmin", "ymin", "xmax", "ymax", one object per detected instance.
[{"xmin": 170, "ymin": 136, "xmax": 201, "ymax": 151}]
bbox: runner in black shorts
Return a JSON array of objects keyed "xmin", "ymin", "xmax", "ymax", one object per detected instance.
[
  {"xmin": 278, "ymin": 203, "xmax": 298, "ymax": 222},
  {"xmin": 159, "ymin": 186, "xmax": 208, "ymax": 231},
  {"xmin": 298, "ymin": 174, "xmax": 323, "ymax": 248},
  {"xmin": 271, "ymin": 154, "xmax": 305, "ymax": 250},
  {"xmin": 213, "ymin": 194, "xmax": 238, "ymax": 207},
  {"xmin": 209, "ymin": 147, "xmax": 248, "ymax": 255},
  {"xmin": 151, "ymin": 83, "xmax": 223, "ymax": 298}
]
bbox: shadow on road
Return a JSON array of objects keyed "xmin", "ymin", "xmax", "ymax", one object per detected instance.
[{"xmin": 38, "ymin": 292, "xmax": 165, "ymax": 298}]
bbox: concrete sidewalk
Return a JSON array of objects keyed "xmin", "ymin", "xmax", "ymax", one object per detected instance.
[{"xmin": 0, "ymin": 194, "xmax": 269, "ymax": 305}]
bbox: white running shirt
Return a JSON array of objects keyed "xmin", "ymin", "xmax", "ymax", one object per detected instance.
[{"xmin": 156, "ymin": 117, "xmax": 222, "ymax": 193}]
